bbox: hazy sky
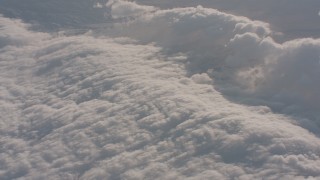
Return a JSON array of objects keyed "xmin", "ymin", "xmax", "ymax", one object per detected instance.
[
  {"xmin": 1, "ymin": 0, "xmax": 320, "ymax": 40},
  {"xmin": 136, "ymin": 0, "xmax": 320, "ymax": 41}
]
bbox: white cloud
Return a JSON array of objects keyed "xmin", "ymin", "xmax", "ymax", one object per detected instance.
[
  {"xmin": 104, "ymin": 1, "xmax": 320, "ymax": 121},
  {"xmin": 1, "ymin": 1, "xmax": 320, "ymax": 179},
  {"xmin": 0, "ymin": 15, "xmax": 49, "ymax": 48},
  {"xmin": 106, "ymin": 0, "xmax": 157, "ymax": 19},
  {"xmin": 136, "ymin": 0, "xmax": 320, "ymax": 41}
]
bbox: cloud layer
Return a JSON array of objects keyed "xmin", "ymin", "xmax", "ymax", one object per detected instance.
[
  {"xmin": 104, "ymin": 1, "xmax": 320, "ymax": 121},
  {"xmin": 1, "ymin": 1, "xmax": 320, "ymax": 179}
]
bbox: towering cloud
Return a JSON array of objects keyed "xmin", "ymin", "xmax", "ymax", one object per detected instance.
[
  {"xmin": 136, "ymin": 0, "xmax": 320, "ymax": 40},
  {"xmin": 105, "ymin": 1, "xmax": 320, "ymax": 119}
]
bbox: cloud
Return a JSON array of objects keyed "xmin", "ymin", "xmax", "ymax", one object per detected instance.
[
  {"xmin": 136, "ymin": 0, "xmax": 320, "ymax": 41},
  {"xmin": 106, "ymin": 0, "xmax": 157, "ymax": 19},
  {"xmin": 1, "ymin": 1, "xmax": 320, "ymax": 179},
  {"xmin": 104, "ymin": 1, "xmax": 320, "ymax": 123},
  {"xmin": 0, "ymin": 15, "xmax": 49, "ymax": 48}
]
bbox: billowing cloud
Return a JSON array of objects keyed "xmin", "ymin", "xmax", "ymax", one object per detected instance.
[
  {"xmin": 106, "ymin": 0, "xmax": 157, "ymax": 19},
  {"xmin": 1, "ymin": 1, "xmax": 320, "ymax": 179},
  {"xmin": 136, "ymin": 0, "xmax": 320, "ymax": 41},
  {"xmin": 104, "ymin": 1, "xmax": 320, "ymax": 120}
]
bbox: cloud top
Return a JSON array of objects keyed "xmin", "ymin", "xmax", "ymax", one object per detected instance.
[
  {"xmin": 0, "ymin": 1, "xmax": 320, "ymax": 179},
  {"xmin": 106, "ymin": 0, "xmax": 157, "ymax": 19},
  {"xmin": 105, "ymin": 1, "xmax": 320, "ymax": 120}
]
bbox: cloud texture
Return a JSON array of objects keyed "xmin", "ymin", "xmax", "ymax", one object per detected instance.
[
  {"xmin": 1, "ymin": 1, "xmax": 320, "ymax": 179},
  {"xmin": 105, "ymin": 1, "xmax": 320, "ymax": 121}
]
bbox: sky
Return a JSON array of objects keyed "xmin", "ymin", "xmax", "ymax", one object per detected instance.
[
  {"xmin": 1, "ymin": 0, "xmax": 320, "ymax": 179},
  {"xmin": 136, "ymin": 0, "xmax": 320, "ymax": 41}
]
